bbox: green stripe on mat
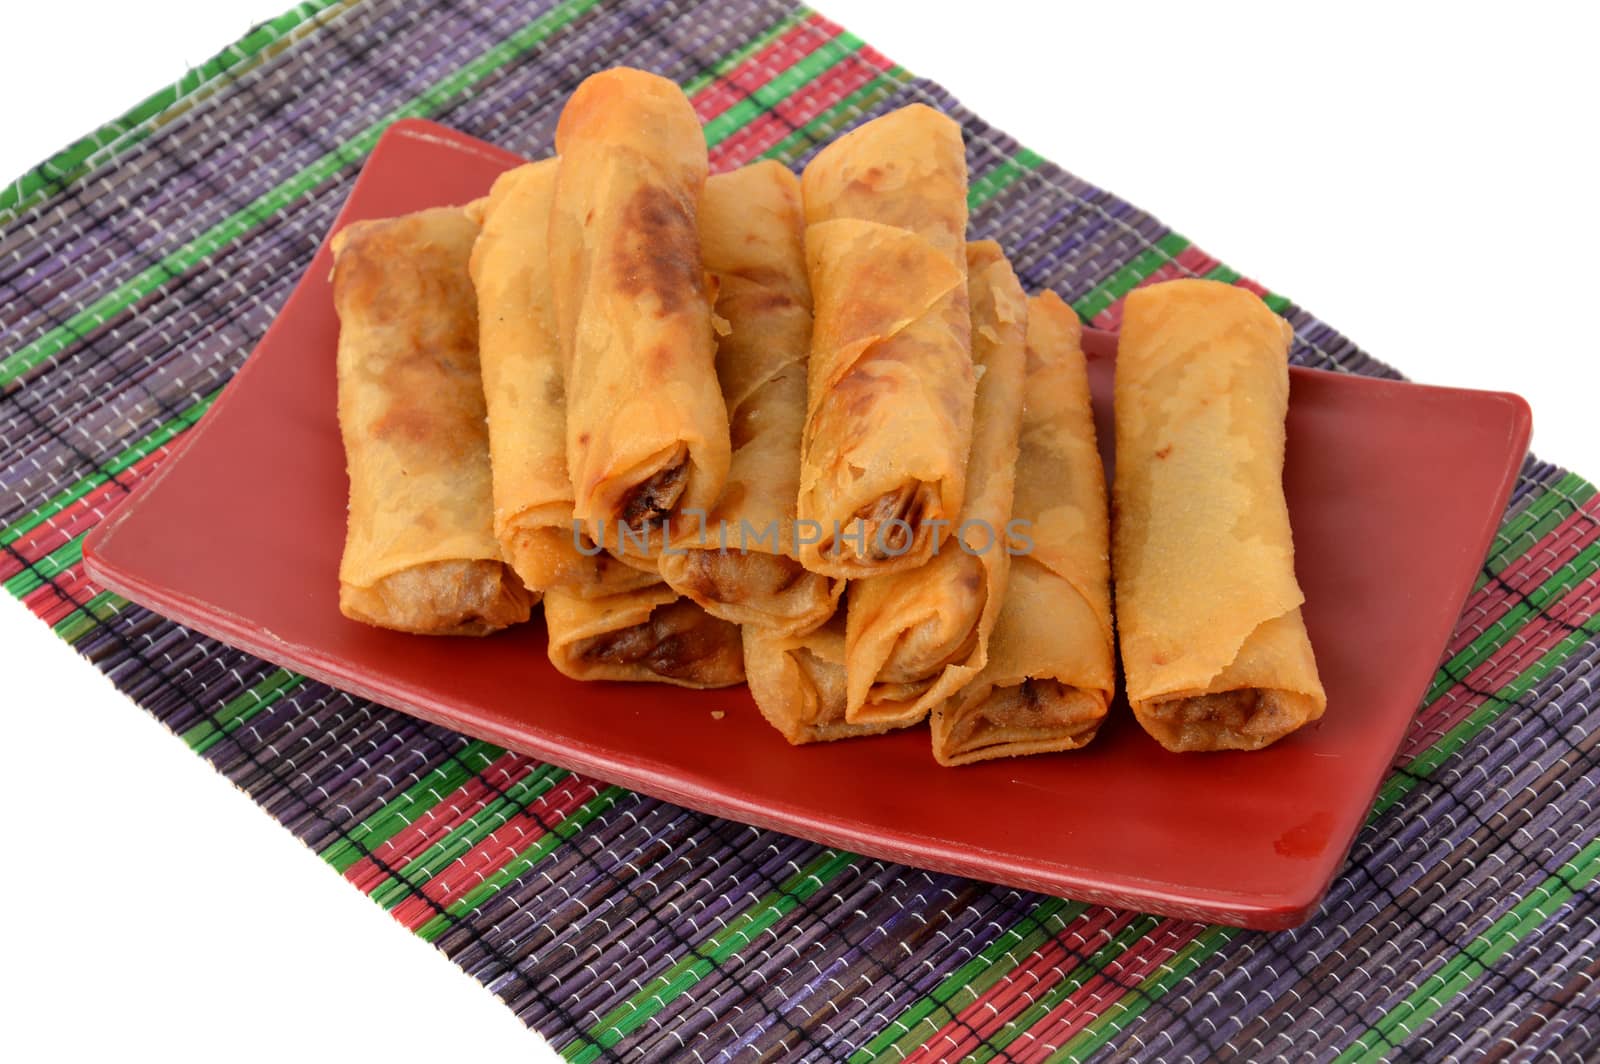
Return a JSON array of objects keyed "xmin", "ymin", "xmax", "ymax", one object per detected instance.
[
  {"xmin": 758, "ymin": 69, "xmax": 908, "ymax": 164},
  {"xmin": 1424, "ymin": 539, "xmax": 1600, "ymax": 705},
  {"xmin": 1334, "ymin": 839, "xmax": 1600, "ymax": 1064},
  {"xmin": 566, "ymin": 848, "xmax": 857, "ymax": 1061},
  {"xmin": 1383, "ymin": 615, "xmax": 1600, "ymax": 816},
  {"xmin": 367, "ymin": 763, "xmax": 569, "ymax": 908},
  {"xmin": 1, "ymin": 388, "xmax": 220, "ymax": 548},
  {"xmin": 1484, "ymin": 472, "xmax": 1596, "ymax": 575},
  {"xmin": 968, "ymin": 147, "xmax": 1043, "ymax": 209},
  {"xmin": 181, "ymin": 668, "xmax": 303, "ymax": 754},
  {"xmin": 702, "ymin": 30, "xmax": 863, "ymax": 145},
  {"xmin": 0, "ymin": 0, "xmax": 605, "ymax": 389},
  {"xmin": 1071, "ymin": 232, "xmax": 1192, "ymax": 321},
  {"xmin": 1, "ymin": 0, "xmax": 852, "ymax": 389},
  {"xmin": 1051, "ymin": 925, "xmax": 1241, "ymax": 1063},
  {"xmin": 54, "ymin": 590, "xmax": 129, "ymax": 642},
  {"xmin": 852, "ymin": 898, "xmax": 1083, "ymax": 1063},
  {"xmin": 1075, "ymin": 256, "xmax": 1286, "ymax": 321},
  {"xmin": 0, "ymin": 0, "xmax": 352, "ymax": 222},
  {"xmin": 970, "ymin": 915, "xmax": 1162, "ymax": 1064},
  {"xmin": 321, "ymin": 739, "xmax": 505, "ymax": 873},
  {"xmin": 5, "ymin": 535, "xmax": 86, "ymax": 597},
  {"xmin": 415, "ymin": 785, "xmax": 626, "ymax": 943},
  {"xmin": 681, "ymin": 8, "xmax": 808, "ymax": 97}
]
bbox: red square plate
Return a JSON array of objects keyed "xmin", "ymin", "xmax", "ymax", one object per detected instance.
[{"xmin": 83, "ymin": 120, "xmax": 1532, "ymax": 930}]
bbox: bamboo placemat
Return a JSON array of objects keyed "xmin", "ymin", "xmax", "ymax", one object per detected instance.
[{"xmin": 3, "ymin": 1, "xmax": 1596, "ymax": 1058}]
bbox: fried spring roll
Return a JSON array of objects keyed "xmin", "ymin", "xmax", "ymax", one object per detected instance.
[
  {"xmin": 332, "ymin": 208, "xmax": 533, "ymax": 636},
  {"xmin": 655, "ymin": 161, "xmax": 842, "ymax": 635},
  {"xmin": 549, "ymin": 68, "xmax": 729, "ymax": 554},
  {"xmin": 743, "ymin": 612, "xmax": 917, "ymax": 745},
  {"xmin": 1113, "ymin": 279, "xmax": 1325, "ymax": 752},
  {"xmin": 844, "ymin": 242, "xmax": 1028, "ymax": 726},
  {"xmin": 797, "ymin": 104, "xmax": 974, "ymax": 578},
  {"xmin": 929, "ymin": 292, "xmax": 1114, "ymax": 764},
  {"xmin": 544, "ymin": 582, "xmax": 745, "ymax": 688},
  {"xmin": 469, "ymin": 162, "xmax": 660, "ymax": 599}
]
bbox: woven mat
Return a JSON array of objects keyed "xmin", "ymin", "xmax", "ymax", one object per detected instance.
[{"xmin": 4, "ymin": 1, "xmax": 1597, "ymax": 1058}]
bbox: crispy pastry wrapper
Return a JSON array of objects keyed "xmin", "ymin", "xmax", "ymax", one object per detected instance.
[
  {"xmin": 796, "ymin": 104, "xmax": 975, "ymax": 578},
  {"xmin": 550, "ymin": 67, "xmax": 730, "ymax": 553},
  {"xmin": 544, "ymin": 581, "xmax": 745, "ymax": 688},
  {"xmin": 743, "ymin": 611, "xmax": 917, "ymax": 745},
  {"xmin": 929, "ymin": 292, "xmax": 1114, "ymax": 764},
  {"xmin": 467, "ymin": 163, "xmax": 659, "ymax": 599},
  {"xmin": 656, "ymin": 162, "xmax": 842, "ymax": 635},
  {"xmin": 845, "ymin": 242, "xmax": 1028, "ymax": 727},
  {"xmin": 1113, "ymin": 278, "xmax": 1326, "ymax": 752},
  {"xmin": 333, "ymin": 207, "xmax": 532, "ymax": 635}
]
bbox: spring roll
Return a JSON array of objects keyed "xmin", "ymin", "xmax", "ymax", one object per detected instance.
[
  {"xmin": 549, "ymin": 68, "xmax": 729, "ymax": 555},
  {"xmin": 655, "ymin": 161, "xmax": 842, "ymax": 635},
  {"xmin": 544, "ymin": 581, "xmax": 745, "ymax": 688},
  {"xmin": 797, "ymin": 104, "xmax": 975, "ymax": 578},
  {"xmin": 1114, "ymin": 279, "xmax": 1325, "ymax": 752},
  {"xmin": 743, "ymin": 611, "xmax": 916, "ymax": 745},
  {"xmin": 844, "ymin": 242, "xmax": 1028, "ymax": 726},
  {"xmin": 333, "ymin": 208, "xmax": 533, "ymax": 635},
  {"xmin": 468, "ymin": 161, "xmax": 660, "ymax": 599},
  {"xmin": 929, "ymin": 292, "xmax": 1114, "ymax": 764}
]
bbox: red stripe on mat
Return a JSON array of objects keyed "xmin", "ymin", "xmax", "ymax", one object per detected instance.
[
  {"xmin": 709, "ymin": 52, "xmax": 883, "ymax": 170},
  {"xmin": 1008, "ymin": 919, "xmax": 1197, "ymax": 1063},
  {"xmin": 1090, "ymin": 246, "xmax": 1222, "ymax": 331},
  {"xmin": 692, "ymin": 15, "xmax": 836, "ymax": 123},
  {"xmin": 344, "ymin": 752, "xmax": 533, "ymax": 891},
  {"xmin": 904, "ymin": 910, "xmax": 1136, "ymax": 1063},
  {"xmin": 390, "ymin": 774, "xmax": 608, "ymax": 928}
]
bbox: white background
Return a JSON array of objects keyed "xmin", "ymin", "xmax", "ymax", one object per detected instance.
[{"xmin": 3, "ymin": 1, "xmax": 1596, "ymax": 1059}]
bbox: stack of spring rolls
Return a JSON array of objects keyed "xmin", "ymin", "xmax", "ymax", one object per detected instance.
[{"xmin": 332, "ymin": 67, "xmax": 1325, "ymax": 762}]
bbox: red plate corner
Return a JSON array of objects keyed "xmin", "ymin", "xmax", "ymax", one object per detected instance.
[{"xmin": 82, "ymin": 119, "xmax": 1532, "ymax": 930}]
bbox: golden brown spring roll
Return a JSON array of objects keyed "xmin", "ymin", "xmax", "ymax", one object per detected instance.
[
  {"xmin": 549, "ymin": 68, "xmax": 729, "ymax": 554},
  {"xmin": 929, "ymin": 292, "xmax": 1114, "ymax": 764},
  {"xmin": 843, "ymin": 242, "xmax": 1028, "ymax": 727},
  {"xmin": 797, "ymin": 104, "xmax": 974, "ymax": 578},
  {"xmin": 544, "ymin": 581, "xmax": 745, "ymax": 688},
  {"xmin": 655, "ymin": 161, "xmax": 841, "ymax": 635},
  {"xmin": 332, "ymin": 207, "xmax": 533, "ymax": 636},
  {"xmin": 469, "ymin": 162, "xmax": 661, "ymax": 599},
  {"xmin": 743, "ymin": 612, "xmax": 917, "ymax": 745},
  {"xmin": 1114, "ymin": 278, "xmax": 1325, "ymax": 752}
]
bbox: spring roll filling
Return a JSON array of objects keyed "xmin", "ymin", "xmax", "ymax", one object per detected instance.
[
  {"xmin": 617, "ymin": 446, "xmax": 690, "ymax": 528},
  {"xmin": 945, "ymin": 679, "xmax": 1103, "ymax": 753},
  {"xmin": 1143, "ymin": 688, "xmax": 1302, "ymax": 749},
  {"xmin": 572, "ymin": 598, "xmax": 741, "ymax": 683},
  {"xmin": 678, "ymin": 549, "xmax": 810, "ymax": 603},
  {"xmin": 346, "ymin": 560, "xmax": 529, "ymax": 636},
  {"xmin": 817, "ymin": 482, "xmax": 936, "ymax": 562}
]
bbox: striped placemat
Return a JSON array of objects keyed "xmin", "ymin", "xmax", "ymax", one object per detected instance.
[{"xmin": 3, "ymin": 1, "xmax": 1596, "ymax": 1058}]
